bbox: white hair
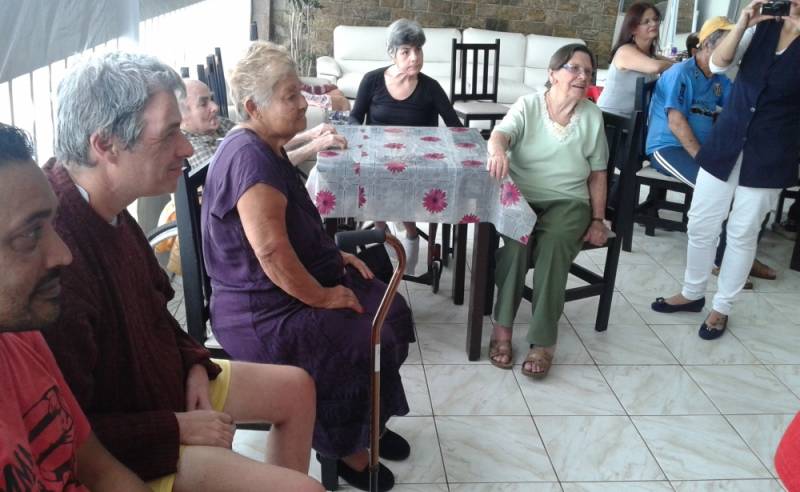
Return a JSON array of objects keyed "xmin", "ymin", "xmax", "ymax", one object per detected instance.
[{"xmin": 229, "ymin": 41, "xmax": 296, "ymax": 121}]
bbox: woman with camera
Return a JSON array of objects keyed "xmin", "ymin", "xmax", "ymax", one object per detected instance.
[{"xmin": 651, "ymin": 0, "xmax": 800, "ymax": 340}]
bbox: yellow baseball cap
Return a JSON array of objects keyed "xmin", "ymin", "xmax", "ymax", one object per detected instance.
[{"xmin": 698, "ymin": 16, "xmax": 735, "ymax": 44}]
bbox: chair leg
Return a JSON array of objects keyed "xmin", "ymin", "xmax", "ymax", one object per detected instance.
[
  {"xmin": 442, "ymin": 223, "xmax": 451, "ymax": 267},
  {"xmin": 318, "ymin": 455, "xmax": 338, "ymax": 491},
  {"xmin": 595, "ymin": 236, "xmax": 622, "ymax": 332}
]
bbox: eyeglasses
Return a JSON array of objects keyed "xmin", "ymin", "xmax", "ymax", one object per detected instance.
[
  {"xmin": 560, "ymin": 64, "xmax": 593, "ymax": 78},
  {"xmin": 639, "ymin": 17, "xmax": 661, "ymax": 26}
]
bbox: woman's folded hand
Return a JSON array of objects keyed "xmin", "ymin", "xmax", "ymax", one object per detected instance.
[
  {"xmin": 583, "ymin": 220, "xmax": 609, "ymax": 247},
  {"xmin": 319, "ymin": 285, "xmax": 365, "ymax": 313},
  {"xmin": 341, "ymin": 252, "xmax": 375, "ymax": 280}
]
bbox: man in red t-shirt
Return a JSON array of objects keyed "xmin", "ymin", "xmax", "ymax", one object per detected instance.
[{"xmin": 0, "ymin": 123, "xmax": 149, "ymax": 491}]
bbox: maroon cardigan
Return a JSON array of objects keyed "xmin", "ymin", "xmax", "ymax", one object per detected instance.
[{"xmin": 42, "ymin": 161, "xmax": 221, "ymax": 480}]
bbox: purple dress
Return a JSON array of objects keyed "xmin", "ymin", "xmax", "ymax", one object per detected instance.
[{"xmin": 201, "ymin": 129, "xmax": 414, "ymax": 458}]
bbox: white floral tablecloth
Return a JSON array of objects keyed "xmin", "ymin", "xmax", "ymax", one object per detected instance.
[{"xmin": 306, "ymin": 125, "xmax": 537, "ymax": 244}]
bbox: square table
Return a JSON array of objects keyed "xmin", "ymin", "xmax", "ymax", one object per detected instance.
[{"xmin": 306, "ymin": 125, "xmax": 537, "ymax": 359}]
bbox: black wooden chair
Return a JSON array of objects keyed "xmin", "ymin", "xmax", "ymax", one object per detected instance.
[
  {"xmin": 449, "ymin": 38, "xmax": 508, "ymax": 134},
  {"xmin": 482, "ymin": 110, "xmax": 642, "ymax": 333},
  {"xmin": 627, "ymin": 76, "xmax": 694, "ymax": 246}
]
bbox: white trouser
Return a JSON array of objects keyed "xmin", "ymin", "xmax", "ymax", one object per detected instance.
[{"xmin": 681, "ymin": 155, "xmax": 780, "ymax": 315}]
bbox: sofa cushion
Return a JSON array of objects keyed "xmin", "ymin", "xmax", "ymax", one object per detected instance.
[{"xmin": 524, "ymin": 34, "xmax": 586, "ymax": 89}]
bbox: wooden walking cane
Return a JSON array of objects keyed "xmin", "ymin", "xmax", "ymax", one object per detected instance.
[
  {"xmin": 368, "ymin": 233, "xmax": 406, "ymax": 491},
  {"xmin": 334, "ymin": 228, "xmax": 406, "ymax": 491}
]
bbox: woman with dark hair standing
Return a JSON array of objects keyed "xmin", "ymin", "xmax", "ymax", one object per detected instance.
[
  {"xmin": 598, "ymin": 1, "xmax": 675, "ymax": 116},
  {"xmin": 652, "ymin": 0, "xmax": 800, "ymax": 340},
  {"xmin": 484, "ymin": 44, "xmax": 609, "ymax": 379}
]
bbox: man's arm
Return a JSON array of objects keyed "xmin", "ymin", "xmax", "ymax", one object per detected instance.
[
  {"xmin": 667, "ymin": 109, "xmax": 701, "ymax": 158},
  {"xmin": 76, "ymin": 433, "xmax": 150, "ymax": 492}
]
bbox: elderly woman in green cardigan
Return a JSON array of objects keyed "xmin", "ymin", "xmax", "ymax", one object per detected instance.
[{"xmin": 485, "ymin": 44, "xmax": 610, "ymax": 379}]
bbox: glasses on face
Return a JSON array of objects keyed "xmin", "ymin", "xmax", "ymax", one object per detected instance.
[
  {"xmin": 639, "ymin": 17, "xmax": 661, "ymax": 26},
  {"xmin": 560, "ymin": 64, "xmax": 593, "ymax": 78}
]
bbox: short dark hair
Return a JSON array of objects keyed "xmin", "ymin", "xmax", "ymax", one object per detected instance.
[
  {"xmin": 686, "ymin": 33, "xmax": 700, "ymax": 54},
  {"xmin": 546, "ymin": 43, "xmax": 596, "ymax": 89},
  {"xmin": 0, "ymin": 123, "xmax": 35, "ymax": 167}
]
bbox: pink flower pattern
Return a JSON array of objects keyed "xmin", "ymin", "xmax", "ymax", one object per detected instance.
[
  {"xmin": 500, "ymin": 182, "xmax": 522, "ymax": 207},
  {"xmin": 422, "ymin": 188, "xmax": 448, "ymax": 213},
  {"xmin": 318, "ymin": 150, "xmax": 339, "ymax": 158},
  {"xmin": 384, "ymin": 127, "xmax": 403, "ymax": 133},
  {"xmin": 450, "ymin": 127, "xmax": 469, "ymax": 133},
  {"xmin": 358, "ymin": 186, "xmax": 366, "ymax": 208},
  {"xmin": 424, "ymin": 152, "xmax": 446, "ymax": 160},
  {"xmin": 384, "ymin": 142, "xmax": 403, "ymax": 149},
  {"xmin": 315, "ymin": 190, "xmax": 336, "ymax": 215},
  {"xmin": 386, "ymin": 161, "xmax": 407, "ymax": 174},
  {"xmin": 455, "ymin": 142, "xmax": 476, "ymax": 149},
  {"xmin": 420, "ymin": 136, "xmax": 441, "ymax": 142},
  {"xmin": 461, "ymin": 159, "xmax": 483, "ymax": 167},
  {"xmin": 353, "ymin": 163, "xmax": 361, "ymax": 175},
  {"xmin": 519, "ymin": 234, "xmax": 530, "ymax": 245},
  {"xmin": 459, "ymin": 214, "xmax": 480, "ymax": 224}
]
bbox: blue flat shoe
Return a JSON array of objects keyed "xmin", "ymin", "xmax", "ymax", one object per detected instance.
[
  {"xmin": 651, "ymin": 296, "xmax": 705, "ymax": 313},
  {"xmin": 699, "ymin": 314, "xmax": 728, "ymax": 340}
]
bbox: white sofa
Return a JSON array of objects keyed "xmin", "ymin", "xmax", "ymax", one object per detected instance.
[
  {"xmin": 317, "ymin": 26, "xmax": 608, "ymax": 106},
  {"xmin": 316, "ymin": 25, "xmax": 461, "ymax": 99}
]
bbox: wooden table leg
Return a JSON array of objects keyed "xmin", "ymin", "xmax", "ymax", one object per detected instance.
[
  {"xmin": 451, "ymin": 224, "xmax": 467, "ymax": 305},
  {"xmin": 466, "ymin": 223, "xmax": 489, "ymax": 361}
]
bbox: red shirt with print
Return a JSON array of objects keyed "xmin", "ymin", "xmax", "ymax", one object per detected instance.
[{"xmin": 0, "ymin": 331, "xmax": 90, "ymax": 491}]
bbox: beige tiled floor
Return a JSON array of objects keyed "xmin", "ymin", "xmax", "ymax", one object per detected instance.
[{"xmin": 172, "ymin": 219, "xmax": 799, "ymax": 491}]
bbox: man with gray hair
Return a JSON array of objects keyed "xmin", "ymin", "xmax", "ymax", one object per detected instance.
[
  {"xmin": 180, "ymin": 78, "xmax": 346, "ymax": 170},
  {"xmin": 41, "ymin": 52, "xmax": 323, "ymax": 492}
]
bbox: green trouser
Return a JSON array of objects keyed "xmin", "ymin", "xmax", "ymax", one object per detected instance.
[{"xmin": 493, "ymin": 198, "xmax": 591, "ymax": 346}]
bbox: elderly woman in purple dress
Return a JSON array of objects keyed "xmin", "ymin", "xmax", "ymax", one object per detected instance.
[{"xmin": 200, "ymin": 41, "xmax": 415, "ymax": 492}]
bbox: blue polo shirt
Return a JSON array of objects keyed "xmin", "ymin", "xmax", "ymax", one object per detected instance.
[{"xmin": 646, "ymin": 58, "xmax": 731, "ymax": 155}]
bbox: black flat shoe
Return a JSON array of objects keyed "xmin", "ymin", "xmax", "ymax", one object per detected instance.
[
  {"xmin": 699, "ymin": 314, "xmax": 728, "ymax": 340},
  {"xmin": 337, "ymin": 459, "xmax": 395, "ymax": 491},
  {"xmin": 379, "ymin": 429, "xmax": 411, "ymax": 461},
  {"xmin": 651, "ymin": 296, "xmax": 705, "ymax": 313}
]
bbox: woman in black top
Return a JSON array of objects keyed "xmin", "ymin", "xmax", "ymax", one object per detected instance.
[{"xmin": 348, "ymin": 18, "xmax": 462, "ymax": 275}]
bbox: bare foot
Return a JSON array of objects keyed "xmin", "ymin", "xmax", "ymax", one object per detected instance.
[
  {"xmin": 706, "ymin": 309, "xmax": 727, "ymax": 327},
  {"xmin": 489, "ymin": 324, "xmax": 513, "ymax": 366},
  {"xmin": 661, "ymin": 293, "xmax": 695, "ymax": 306},
  {"xmin": 522, "ymin": 345, "xmax": 555, "ymax": 375}
]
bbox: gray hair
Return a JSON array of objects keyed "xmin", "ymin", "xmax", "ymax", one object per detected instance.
[
  {"xmin": 386, "ymin": 19, "xmax": 426, "ymax": 56},
  {"xmin": 55, "ymin": 52, "xmax": 184, "ymax": 167},
  {"xmin": 229, "ymin": 41, "xmax": 296, "ymax": 121},
  {"xmin": 700, "ymin": 29, "xmax": 727, "ymax": 51}
]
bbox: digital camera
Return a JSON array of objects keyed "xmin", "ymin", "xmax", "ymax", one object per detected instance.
[{"xmin": 761, "ymin": 1, "xmax": 791, "ymax": 17}]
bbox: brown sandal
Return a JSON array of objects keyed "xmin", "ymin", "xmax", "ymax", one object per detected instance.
[
  {"xmin": 750, "ymin": 259, "xmax": 777, "ymax": 280},
  {"xmin": 521, "ymin": 346, "xmax": 553, "ymax": 379},
  {"xmin": 488, "ymin": 339, "xmax": 513, "ymax": 369}
]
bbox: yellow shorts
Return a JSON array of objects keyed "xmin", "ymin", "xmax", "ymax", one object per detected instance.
[{"xmin": 147, "ymin": 359, "xmax": 232, "ymax": 492}]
